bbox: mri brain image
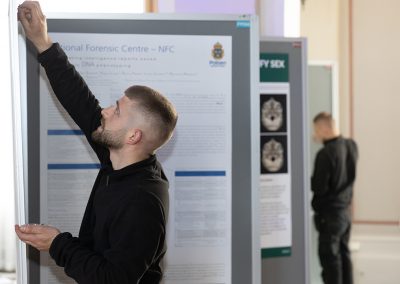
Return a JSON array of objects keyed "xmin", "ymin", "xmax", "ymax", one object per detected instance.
[
  {"xmin": 261, "ymin": 98, "xmax": 283, "ymax": 131},
  {"xmin": 262, "ymin": 138, "xmax": 284, "ymax": 172}
]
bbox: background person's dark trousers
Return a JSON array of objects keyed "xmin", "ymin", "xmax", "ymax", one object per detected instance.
[{"xmin": 314, "ymin": 209, "xmax": 353, "ymax": 284}]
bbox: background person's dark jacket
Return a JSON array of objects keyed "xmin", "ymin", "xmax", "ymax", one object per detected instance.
[
  {"xmin": 311, "ymin": 136, "xmax": 358, "ymax": 214},
  {"xmin": 39, "ymin": 43, "xmax": 169, "ymax": 284}
]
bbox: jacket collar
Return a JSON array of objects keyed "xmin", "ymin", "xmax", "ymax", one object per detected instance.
[
  {"xmin": 323, "ymin": 135, "xmax": 342, "ymax": 146},
  {"xmin": 101, "ymin": 154, "xmax": 157, "ymax": 180}
]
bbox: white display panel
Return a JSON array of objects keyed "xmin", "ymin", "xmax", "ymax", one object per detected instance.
[
  {"xmin": 259, "ymin": 83, "xmax": 292, "ymax": 254},
  {"xmin": 39, "ymin": 33, "xmax": 232, "ymax": 284}
]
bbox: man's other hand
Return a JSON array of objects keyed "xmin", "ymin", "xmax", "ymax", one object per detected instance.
[{"xmin": 15, "ymin": 224, "xmax": 61, "ymax": 251}]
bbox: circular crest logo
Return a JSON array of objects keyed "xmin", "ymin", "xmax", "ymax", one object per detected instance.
[{"xmin": 212, "ymin": 42, "xmax": 224, "ymax": 60}]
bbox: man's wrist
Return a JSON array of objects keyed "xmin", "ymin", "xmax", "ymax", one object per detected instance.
[{"xmin": 34, "ymin": 38, "xmax": 53, "ymax": 54}]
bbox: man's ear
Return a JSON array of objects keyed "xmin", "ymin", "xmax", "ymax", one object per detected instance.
[{"xmin": 127, "ymin": 129, "xmax": 142, "ymax": 145}]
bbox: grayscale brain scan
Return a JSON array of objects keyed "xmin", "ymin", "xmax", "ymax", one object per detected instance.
[
  {"xmin": 261, "ymin": 98, "xmax": 283, "ymax": 131},
  {"xmin": 262, "ymin": 138, "xmax": 284, "ymax": 172}
]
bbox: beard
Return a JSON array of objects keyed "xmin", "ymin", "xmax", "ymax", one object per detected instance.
[{"xmin": 91, "ymin": 126, "xmax": 126, "ymax": 150}]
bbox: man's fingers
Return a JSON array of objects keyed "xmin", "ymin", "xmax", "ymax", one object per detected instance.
[
  {"xmin": 18, "ymin": 224, "xmax": 33, "ymax": 233},
  {"xmin": 15, "ymin": 224, "xmax": 25, "ymax": 236},
  {"xmin": 15, "ymin": 223, "xmax": 60, "ymax": 252},
  {"xmin": 15, "ymin": 228, "xmax": 35, "ymax": 243},
  {"xmin": 18, "ymin": 1, "xmax": 42, "ymax": 22},
  {"xmin": 31, "ymin": 1, "xmax": 45, "ymax": 18},
  {"xmin": 17, "ymin": 7, "xmax": 33, "ymax": 33},
  {"xmin": 30, "ymin": 4, "xmax": 43, "ymax": 24},
  {"xmin": 16, "ymin": 224, "xmax": 60, "ymax": 236},
  {"xmin": 19, "ymin": 1, "xmax": 39, "ymax": 10},
  {"xmin": 17, "ymin": 223, "xmax": 44, "ymax": 234},
  {"xmin": 19, "ymin": 15, "xmax": 30, "ymax": 29},
  {"xmin": 16, "ymin": 231, "xmax": 33, "ymax": 242},
  {"xmin": 16, "ymin": 225, "xmax": 43, "ymax": 244},
  {"xmin": 16, "ymin": 230, "xmax": 40, "ymax": 250}
]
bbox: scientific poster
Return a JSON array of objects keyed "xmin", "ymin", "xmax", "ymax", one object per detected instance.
[
  {"xmin": 259, "ymin": 53, "xmax": 292, "ymax": 258},
  {"xmin": 39, "ymin": 33, "xmax": 232, "ymax": 283}
]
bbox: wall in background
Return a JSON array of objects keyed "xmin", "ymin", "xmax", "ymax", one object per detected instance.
[
  {"xmin": 352, "ymin": 0, "xmax": 400, "ymax": 226},
  {"xmin": 174, "ymin": 0, "xmax": 255, "ymax": 13},
  {"xmin": 301, "ymin": 0, "xmax": 400, "ymax": 283}
]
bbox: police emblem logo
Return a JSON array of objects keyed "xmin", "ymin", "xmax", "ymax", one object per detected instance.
[{"xmin": 212, "ymin": 42, "xmax": 224, "ymax": 60}]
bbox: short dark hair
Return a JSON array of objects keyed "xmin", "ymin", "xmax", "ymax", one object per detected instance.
[
  {"xmin": 313, "ymin": 111, "xmax": 333, "ymax": 124},
  {"xmin": 125, "ymin": 85, "xmax": 178, "ymax": 150}
]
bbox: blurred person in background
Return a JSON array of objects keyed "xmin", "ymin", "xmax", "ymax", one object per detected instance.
[{"xmin": 311, "ymin": 112, "xmax": 358, "ymax": 284}]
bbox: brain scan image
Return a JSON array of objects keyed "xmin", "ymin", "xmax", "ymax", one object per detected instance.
[
  {"xmin": 262, "ymin": 138, "xmax": 284, "ymax": 172},
  {"xmin": 261, "ymin": 98, "xmax": 283, "ymax": 131}
]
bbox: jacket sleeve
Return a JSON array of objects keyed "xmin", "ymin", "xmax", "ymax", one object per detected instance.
[
  {"xmin": 38, "ymin": 43, "xmax": 106, "ymax": 160},
  {"xmin": 347, "ymin": 139, "xmax": 359, "ymax": 182},
  {"xmin": 311, "ymin": 150, "xmax": 332, "ymax": 196},
  {"xmin": 49, "ymin": 199, "xmax": 165, "ymax": 284}
]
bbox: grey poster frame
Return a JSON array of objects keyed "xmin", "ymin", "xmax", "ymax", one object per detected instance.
[
  {"xmin": 21, "ymin": 13, "xmax": 261, "ymax": 284},
  {"xmin": 260, "ymin": 37, "xmax": 310, "ymax": 284}
]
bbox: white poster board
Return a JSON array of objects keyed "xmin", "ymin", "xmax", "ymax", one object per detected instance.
[
  {"xmin": 39, "ymin": 32, "xmax": 233, "ymax": 284},
  {"xmin": 259, "ymin": 53, "xmax": 292, "ymax": 258}
]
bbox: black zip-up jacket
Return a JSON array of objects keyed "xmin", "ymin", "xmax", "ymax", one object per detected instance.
[
  {"xmin": 311, "ymin": 136, "xmax": 358, "ymax": 214},
  {"xmin": 39, "ymin": 43, "xmax": 169, "ymax": 283}
]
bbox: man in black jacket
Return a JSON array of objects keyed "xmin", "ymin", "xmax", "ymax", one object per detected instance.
[
  {"xmin": 311, "ymin": 112, "xmax": 358, "ymax": 284},
  {"xmin": 15, "ymin": 2, "xmax": 178, "ymax": 283}
]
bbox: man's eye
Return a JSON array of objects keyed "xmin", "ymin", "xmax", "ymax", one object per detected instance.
[{"xmin": 115, "ymin": 101, "xmax": 120, "ymax": 115}]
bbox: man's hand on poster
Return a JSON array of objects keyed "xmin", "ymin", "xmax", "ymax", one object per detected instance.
[
  {"xmin": 17, "ymin": 0, "xmax": 53, "ymax": 53},
  {"xmin": 15, "ymin": 224, "xmax": 61, "ymax": 251}
]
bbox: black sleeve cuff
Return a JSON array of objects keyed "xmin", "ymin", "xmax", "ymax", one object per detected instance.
[
  {"xmin": 37, "ymin": 42, "xmax": 63, "ymax": 65},
  {"xmin": 49, "ymin": 232, "xmax": 73, "ymax": 266}
]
